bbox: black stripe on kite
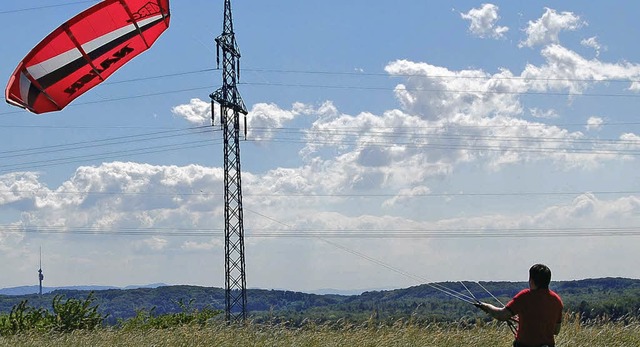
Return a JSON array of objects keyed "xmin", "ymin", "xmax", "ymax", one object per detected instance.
[{"xmin": 36, "ymin": 17, "xmax": 166, "ymax": 90}]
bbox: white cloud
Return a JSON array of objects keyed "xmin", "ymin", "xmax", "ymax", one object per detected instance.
[
  {"xmin": 581, "ymin": 36, "xmax": 605, "ymax": 57},
  {"xmin": 381, "ymin": 51, "xmax": 640, "ymax": 170},
  {"xmin": 385, "ymin": 60, "xmax": 525, "ymax": 120},
  {"xmin": 612, "ymin": 133, "xmax": 640, "ymax": 153},
  {"xmin": 139, "ymin": 237, "xmax": 169, "ymax": 251},
  {"xmin": 629, "ymin": 82, "xmax": 640, "ymax": 92},
  {"xmin": 520, "ymin": 8, "xmax": 583, "ymax": 48},
  {"xmin": 533, "ymin": 193, "xmax": 640, "ymax": 227},
  {"xmin": 16, "ymin": 162, "xmax": 226, "ymax": 234},
  {"xmin": 0, "ymin": 172, "xmax": 45, "ymax": 208},
  {"xmin": 383, "ymin": 186, "xmax": 431, "ymax": 207},
  {"xmin": 586, "ymin": 116, "xmax": 604, "ymax": 131},
  {"xmin": 530, "ymin": 108, "xmax": 559, "ymax": 119},
  {"xmin": 522, "ymin": 44, "xmax": 640, "ymax": 94},
  {"xmin": 247, "ymin": 102, "xmax": 311, "ymax": 140},
  {"xmin": 171, "ymin": 98, "xmax": 211, "ymax": 125},
  {"xmin": 182, "ymin": 238, "xmax": 223, "ymax": 251},
  {"xmin": 172, "ymin": 99, "xmax": 313, "ymax": 141},
  {"xmin": 461, "ymin": 3, "xmax": 509, "ymax": 39},
  {"xmin": 2, "ymin": 150, "xmax": 640, "ymax": 289}
]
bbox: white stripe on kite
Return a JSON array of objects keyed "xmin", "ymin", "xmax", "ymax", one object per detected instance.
[
  {"xmin": 19, "ymin": 72, "xmax": 32, "ymax": 106},
  {"xmin": 82, "ymin": 15, "xmax": 163, "ymax": 54},
  {"xmin": 27, "ymin": 49, "xmax": 83, "ymax": 80},
  {"xmin": 26, "ymin": 14, "xmax": 163, "ymax": 81}
]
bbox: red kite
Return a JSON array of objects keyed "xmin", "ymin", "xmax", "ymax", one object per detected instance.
[{"xmin": 5, "ymin": 0, "xmax": 171, "ymax": 114}]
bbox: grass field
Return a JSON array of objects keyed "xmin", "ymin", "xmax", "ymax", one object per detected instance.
[{"xmin": 1, "ymin": 316, "xmax": 639, "ymax": 347}]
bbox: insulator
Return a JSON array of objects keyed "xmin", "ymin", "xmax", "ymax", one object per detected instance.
[
  {"xmin": 220, "ymin": 104, "xmax": 225, "ymax": 130},
  {"xmin": 211, "ymin": 100, "xmax": 216, "ymax": 127},
  {"xmin": 216, "ymin": 43, "xmax": 220, "ymax": 68}
]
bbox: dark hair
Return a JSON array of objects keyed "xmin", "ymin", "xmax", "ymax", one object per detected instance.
[{"xmin": 529, "ymin": 264, "xmax": 552, "ymax": 289}]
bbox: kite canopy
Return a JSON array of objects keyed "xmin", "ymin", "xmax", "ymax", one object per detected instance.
[{"xmin": 5, "ymin": 0, "xmax": 170, "ymax": 114}]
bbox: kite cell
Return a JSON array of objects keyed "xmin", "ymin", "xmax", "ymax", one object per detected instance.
[{"xmin": 5, "ymin": 0, "xmax": 171, "ymax": 114}]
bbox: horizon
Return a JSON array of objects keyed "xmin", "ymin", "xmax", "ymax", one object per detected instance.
[{"xmin": 4, "ymin": 275, "xmax": 638, "ymax": 296}]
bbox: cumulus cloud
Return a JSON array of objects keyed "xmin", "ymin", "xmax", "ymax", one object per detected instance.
[
  {"xmin": 460, "ymin": 3, "xmax": 509, "ymax": 39},
  {"xmin": 6, "ymin": 161, "xmax": 640, "ymax": 287},
  {"xmin": 16, "ymin": 162, "xmax": 226, "ymax": 236},
  {"xmin": 172, "ymin": 99, "xmax": 313, "ymax": 140},
  {"xmin": 530, "ymin": 108, "xmax": 559, "ymax": 119},
  {"xmin": 533, "ymin": 193, "xmax": 640, "ymax": 228},
  {"xmin": 385, "ymin": 60, "xmax": 525, "ymax": 120},
  {"xmin": 380, "ymin": 49, "xmax": 640, "ymax": 170},
  {"xmin": 171, "ymin": 98, "xmax": 211, "ymax": 125},
  {"xmin": 586, "ymin": 116, "xmax": 604, "ymax": 131},
  {"xmin": 0, "ymin": 172, "xmax": 45, "ymax": 208},
  {"xmin": 139, "ymin": 236, "xmax": 169, "ymax": 251},
  {"xmin": 520, "ymin": 8, "xmax": 584, "ymax": 48},
  {"xmin": 628, "ymin": 82, "xmax": 640, "ymax": 92},
  {"xmin": 248, "ymin": 102, "xmax": 313, "ymax": 140},
  {"xmin": 182, "ymin": 238, "xmax": 223, "ymax": 251},
  {"xmin": 581, "ymin": 36, "xmax": 605, "ymax": 57},
  {"xmin": 521, "ymin": 44, "xmax": 640, "ymax": 94},
  {"xmin": 383, "ymin": 186, "xmax": 431, "ymax": 207}
]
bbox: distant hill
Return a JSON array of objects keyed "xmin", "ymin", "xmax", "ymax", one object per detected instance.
[
  {"xmin": 0, "ymin": 283, "xmax": 168, "ymax": 296},
  {"xmin": 1, "ymin": 278, "xmax": 638, "ymax": 325}
]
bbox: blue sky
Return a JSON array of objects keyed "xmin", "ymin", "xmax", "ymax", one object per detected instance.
[{"xmin": 1, "ymin": 1, "xmax": 639, "ymax": 293}]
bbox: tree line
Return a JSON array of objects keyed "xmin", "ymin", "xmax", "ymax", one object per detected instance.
[{"xmin": 1, "ymin": 277, "xmax": 638, "ymax": 329}]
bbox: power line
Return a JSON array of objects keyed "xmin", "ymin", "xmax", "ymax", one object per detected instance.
[
  {"xmin": 0, "ymin": 124, "xmax": 638, "ymax": 174},
  {"xmin": 242, "ymin": 67, "xmax": 640, "ymax": 84},
  {"xmin": 0, "ymin": 125, "xmax": 222, "ymax": 174},
  {"xmin": 6, "ymin": 66, "xmax": 640, "ymax": 117},
  {"xmin": 239, "ymin": 81, "xmax": 640, "ymax": 98},
  {"xmin": 5, "ymin": 123, "xmax": 636, "ymax": 131},
  {"xmin": 2, "ymin": 123, "xmax": 639, "ymax": 162},
  {"xmin": 0, "ymin": 84, "xmax": 215, "ymax": 117},
  {"xmin": 257, "ymin": 127, "xmax": 640, "ymax": 145},
  {"xmin": 59, "ymin": 66, "xmax": 640, "ymax": 86},
  {"xmin": 0, "ymin": 189, "xmax": 638, "ymax": 199},
  {"xmin": 245, "ymin": 208, "xmax": 479, "ymax": 304},
  {"xmin": 0, "ymin": 126, "xmax": 214, "ymax": 159},
  {"xmin": 0, "ymin": 1, "xmax": 96, "ymax": 15},
  {"xmin": 0, "ymin": 139, "xmax": 220, "ymax": 174},
  {"xmin": 249, "ymin": 138, "xmax": 640, "ymax": 157},
  {"xmin": 105, "ymin": 69, "xmax": 217, "ymax": 85},
  {"xmin": 5, "ymin": 225, "xmax": 638, "ymax": 238}
]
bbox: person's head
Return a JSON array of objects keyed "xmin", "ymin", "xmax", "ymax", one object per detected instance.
[{"xmin": 529, "ymin": 264, "xmax": 552, "ymax": 289}]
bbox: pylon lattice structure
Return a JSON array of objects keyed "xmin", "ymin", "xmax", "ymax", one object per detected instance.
[{"xmin": 210, "ymin": 0, "xmax": 248, "ymax": 323}]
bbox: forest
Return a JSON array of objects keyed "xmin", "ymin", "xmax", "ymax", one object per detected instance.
[{"xmin": 1, "ymin": 277, "xmax": 638, "ymax": 326}]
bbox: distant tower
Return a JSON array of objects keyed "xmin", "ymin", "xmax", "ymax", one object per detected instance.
[
  {"xmin": 38, "ymin": 247, "xmax": 44, "ymax": 295},
  {"xmin": 210, "ymin": 0, "xmax": 248, "ymax": 323}
]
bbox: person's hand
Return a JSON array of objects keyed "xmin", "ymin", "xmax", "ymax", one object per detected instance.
[{"xmin": 474, "ymin": 302, "xmax": 489, "ymax": 313}]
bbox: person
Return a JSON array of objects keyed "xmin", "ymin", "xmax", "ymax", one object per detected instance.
[{"xmin": 476, "ymin": 264, "xmax": 563, "ymax": 347}]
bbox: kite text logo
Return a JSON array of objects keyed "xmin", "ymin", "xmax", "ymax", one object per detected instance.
[
  {"xmin": 129, "ymin": 3, "xmax": 163, "ymax": 22},
  {"xmin": 64, "ymin": 45, "xmax": 135, "ymax": 96}
]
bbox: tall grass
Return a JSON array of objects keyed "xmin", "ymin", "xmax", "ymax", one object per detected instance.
[{"xmin": 1, "ymin": 315, "xmax": 638, "ymax": 347}]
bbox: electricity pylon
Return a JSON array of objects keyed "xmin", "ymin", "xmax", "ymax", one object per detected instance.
[{"xmin": 210, "ymin": 0, "xmax": 248, "ymax": 323}]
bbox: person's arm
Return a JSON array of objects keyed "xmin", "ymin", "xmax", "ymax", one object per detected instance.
[{"xmin": 475, "ymin": 302, "xmax": 514, "ymax": 321}]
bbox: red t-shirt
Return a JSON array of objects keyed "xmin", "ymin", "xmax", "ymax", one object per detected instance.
[{"xmin": 506, "ymin": 288, "xmax": 563, "ymax": 346}]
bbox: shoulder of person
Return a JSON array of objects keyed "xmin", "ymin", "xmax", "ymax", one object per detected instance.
[
  {"xmin": 514, "ymin": 288, "xmax": 531, "ymax": 298},
  {"xmin": 549, "ymin": 289, "xmax": 564, "ymax": 302}
]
